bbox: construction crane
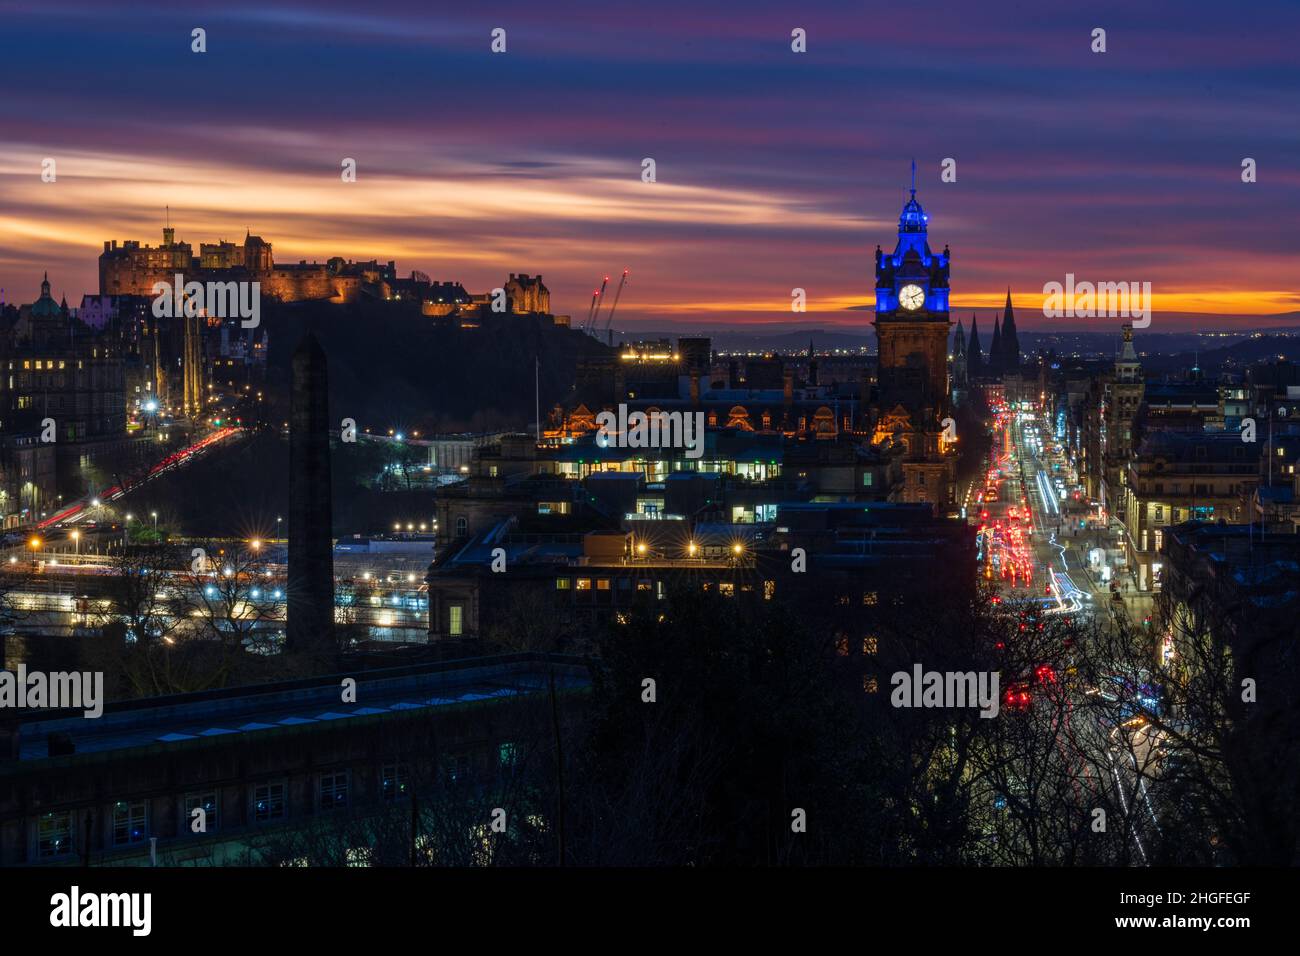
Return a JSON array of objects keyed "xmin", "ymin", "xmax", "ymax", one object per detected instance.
[
  {"xmin": 601, "ymin": 268, "xmax": 629, "ymax": 346},
  {"xmin": 587, "ymin": 274, "xmax": 610, "ymax": 335},
  {"xmin": 584, "ymin": 287, "xmax": 600, "ymax": 331}
]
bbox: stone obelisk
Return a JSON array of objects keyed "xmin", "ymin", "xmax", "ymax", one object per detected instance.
[{"xmin": 287, "ymin": 330, "xmax": 335, "ymax": 655}]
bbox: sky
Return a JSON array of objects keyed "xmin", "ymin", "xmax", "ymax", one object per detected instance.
[{"xmin": 1, "ymin": 0, "xmax": 1298, "ymax": 332}]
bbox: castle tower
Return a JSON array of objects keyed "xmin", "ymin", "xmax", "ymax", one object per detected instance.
[
  {"xmin": 287, "ymin": 331, "xmax": 336, "ymax": 657},
  {"xmin": 872, "ymin": 167, "xmax": 956, "ymax": 509}
]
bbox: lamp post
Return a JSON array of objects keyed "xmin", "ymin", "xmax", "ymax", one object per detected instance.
[{"xmin": 71, "ymin": 530, "xmax": 80, "ymax": 556}]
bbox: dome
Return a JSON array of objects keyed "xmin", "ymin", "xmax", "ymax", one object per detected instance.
[{"xmin": 30, "ymin": 272, "xmax": 62, "ymax": 317}]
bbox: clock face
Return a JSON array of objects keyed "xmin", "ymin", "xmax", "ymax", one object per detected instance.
[{"xmin": 899, "ymin": 284, "xmax": 925, "ymax": 311}]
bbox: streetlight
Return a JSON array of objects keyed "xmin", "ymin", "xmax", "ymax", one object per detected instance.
[
  {"xmin": 71, "ymin": 530, "xmax": 80, "ymax": 556},
  {"xmin": 151, "ymin": 511, "xmax": 158, "ymax": 531}
]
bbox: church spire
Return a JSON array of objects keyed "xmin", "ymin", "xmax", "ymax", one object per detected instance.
[
  {"xmin": 989, "ymin": 315, "xmax": 1003, "ymax": 375},
  {"xmin": 1001, "ymin": 287, "xmax": 1020, "ymax": 371},
  {"xmin": 967, "ymin": 313, "xmax": 983, "ymax": 379}
]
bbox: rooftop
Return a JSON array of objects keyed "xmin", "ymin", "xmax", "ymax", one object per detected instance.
[{"xmin": 2, "ymin": 654, "xmax": 588, "ymax": 767}]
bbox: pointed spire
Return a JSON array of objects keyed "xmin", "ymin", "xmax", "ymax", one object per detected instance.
[
  {"xmin": 967, "ymin": 313, "xmax": 983, "ymax": 379},
  {"xmin": 989, "ymin": 315, "xmax": 1003, "ymax": 375},
  {"xmin": 1001, "ymin": 287, "xmax": 1020, "ymax": 371}
]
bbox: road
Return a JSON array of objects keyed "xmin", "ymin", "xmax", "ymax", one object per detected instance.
[{"xmin": 972, "ymin": 400, "xmax": 1171, "ymax": 859}]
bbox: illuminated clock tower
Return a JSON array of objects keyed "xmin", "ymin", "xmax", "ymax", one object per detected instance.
[{"xmin": 872, "ymin": 166, "xmax": 956, "ymax": 510}]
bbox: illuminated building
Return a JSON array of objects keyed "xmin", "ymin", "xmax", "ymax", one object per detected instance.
[
  {"xmin": 100, "ymin": 224, "xmax": 397, "ymax": 304},
  {"xmin": 871, "ymin": 176, "xmax": 957, "ymax": 509},
  {"xmin": 1120, "ymin": 431, "xmax": 1260, "ymax": 590}
]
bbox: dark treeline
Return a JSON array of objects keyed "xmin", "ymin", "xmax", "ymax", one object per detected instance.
[{"xmin": 226, "ymin": 579, "xmax": 1300, "ymax": 867}]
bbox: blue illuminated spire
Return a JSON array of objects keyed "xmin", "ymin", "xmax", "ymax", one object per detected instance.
[{"xmin": 899, "ymin": 160, "xmax": 928, "ymax": 234}]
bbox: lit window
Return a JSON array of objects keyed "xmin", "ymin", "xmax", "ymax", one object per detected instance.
[
  {"xmin": 863, "ymin": 636, "xmax": 878, "ymax": 655},
  {"xmin": 112, "ymin": 801, "xmax": 148, "ymax": 846},
  {"xmin": 863, "ymin": 592, "xmax": 878, "ymax": 606},
  {"xmin": 575, "ymin": 579, "xmax": 592, "ymax": 591},
  {"xmin": 596, "ymin": 579, "xmax": 611, "ymax": 591},
  {"xmin": 763, "ymin": 580, "xmax": 775, "ymax": 600},
  {"xmin": 38, "ymin": 812, "xmax": 73, "ymax": 858},
  {"xmin": 835, "ymin": 636, "xmax": 849, "ymax": 656},
  {"xmin": 863, "ymin": 675, "xmax": 878, "ymax": 693},
  {"xmin": 555, "ymin": 578, "xmax": 571, "ymax": 590},
  {"xmin": 718, "ymin": 582, "xmax": 735, "ymax": 597},
  {"xmin": 448, "ymin": 604, "xmax": 464, "ymax": 636}
]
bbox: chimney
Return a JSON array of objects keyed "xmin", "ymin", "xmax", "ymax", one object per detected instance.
[{"xmin": 103, "ymin": 241, "xmax": 111, "ymax": 253}]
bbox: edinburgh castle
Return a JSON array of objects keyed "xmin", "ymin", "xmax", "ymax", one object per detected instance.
[{"xmin": 99, "ymin": 224, "xmax": 398, "ymax": 303}]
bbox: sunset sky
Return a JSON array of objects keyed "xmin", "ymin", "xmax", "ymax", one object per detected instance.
[{"xmin": 2, "ymin": 0, "xmax": 1298, "ymax": 331}]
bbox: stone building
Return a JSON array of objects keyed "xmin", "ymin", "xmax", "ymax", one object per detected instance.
[
  {"xmin": 871, "ymin": 181, "xmax": 957, "ymax": 509},
  {"xmin": 99, "ymin": 225, "xmax": 396, "ymax": 303},
  {"xmin": 503, "ymin": 273, "xmax": 550, "ymax": 314},
  {"xmin": 1119, "ymin": 431, "xmax": 1261, "ymax": 590}
]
